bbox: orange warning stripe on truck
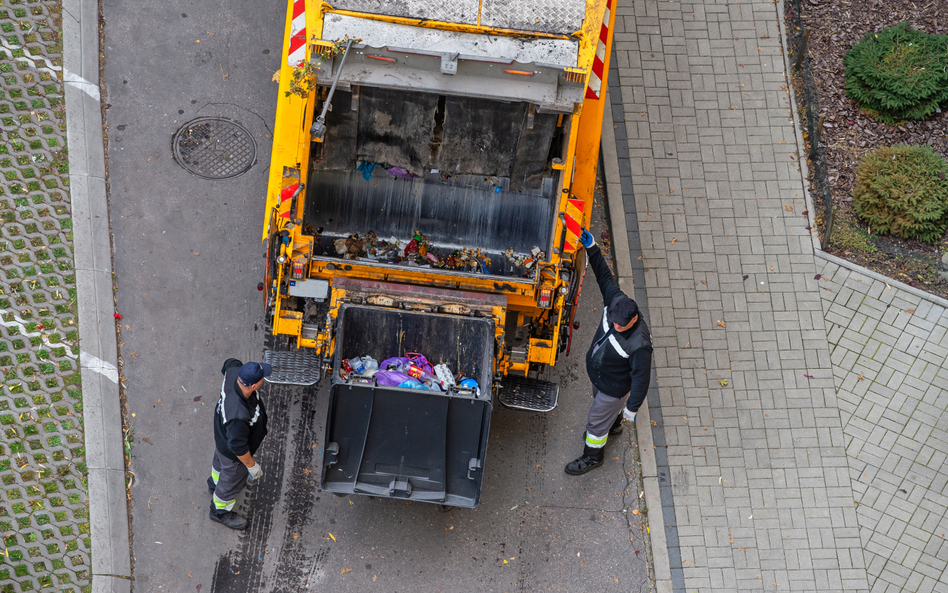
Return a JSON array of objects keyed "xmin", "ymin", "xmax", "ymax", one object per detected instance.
[{"xmin": 562, "ymin": 198, "xmax": 585, "ymax": 252}]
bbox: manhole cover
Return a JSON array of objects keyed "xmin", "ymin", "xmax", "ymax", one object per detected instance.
[{"xmin": 172, "ymin": 117, "xmax": 257, "ymax": 179}]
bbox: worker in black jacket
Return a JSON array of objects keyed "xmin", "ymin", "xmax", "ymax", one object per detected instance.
[
  {"xmin": 565, "ymin": 229, "xmax": 652, "ymax": 475},
  {"xmin": 208, "ymin": 358, "xmax": 271, "ymax": 530}
]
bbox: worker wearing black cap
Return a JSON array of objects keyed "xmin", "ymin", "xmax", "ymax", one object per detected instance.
[
  {"xmin": 208, "ymin": 359, "xmax": 272, "ymax": 529},
  {"xmin": 566, "ymin": 229, "xmax": 652, "ymax": 475}
]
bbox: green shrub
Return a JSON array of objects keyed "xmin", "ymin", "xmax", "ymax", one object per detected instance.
[
  {"xmin": 853, "ymin": 145, "xmax": 948, "ymax": 242},
  {"xmin": 844, "ymin": 22, "xmax": 948, "ymax": 124}
]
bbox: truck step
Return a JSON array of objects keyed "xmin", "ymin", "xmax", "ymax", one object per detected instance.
[
  {"xmin": 263, "ymin": 350, "xmax": 322, "ymax": 385},
  {"xmin": 498, "ymin": 376, "xmax": 559, "ymax": 412}
]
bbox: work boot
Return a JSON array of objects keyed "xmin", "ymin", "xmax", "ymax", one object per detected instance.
[
  {"xmin": 207, "ymin": 477, "xmax": 216, "ymax": 494},
  {"xmin": 581, "ymin": 415, "xmax": 624, "ymax": 443},
  {"xmin": 209, "ymin": 509, "xmax": 248, "ymax": 531},
  {"xmin": 564, "ymin": 445, "xmax": 605, "ymax": 475}
]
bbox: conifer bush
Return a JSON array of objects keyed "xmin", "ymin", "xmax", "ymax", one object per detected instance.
[
  {"xmin": 853, "ymin": 145, "xmax": 948, "ymax": 242},
  {"xmin": 844, "ymin": 22, "xmax": 948, "ymax": 124}
]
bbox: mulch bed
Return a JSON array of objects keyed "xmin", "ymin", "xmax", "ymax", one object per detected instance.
[{"xmin": 798, "ymin": 0, "xmax": 948, "ymax": 298}]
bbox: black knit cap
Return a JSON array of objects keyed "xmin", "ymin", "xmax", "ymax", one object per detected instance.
[{"xmin": 607, "ymin": 295, "xmax": 639, "ymax": 327}]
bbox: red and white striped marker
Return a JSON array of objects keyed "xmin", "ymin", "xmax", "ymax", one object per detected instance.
[
  {"xmin": 585, "ymin": 0, "xmax": 611, "ymax": 100},
  {"xmin": 287, "ymin": 0, "xmax": 307, "ymax": 67}
]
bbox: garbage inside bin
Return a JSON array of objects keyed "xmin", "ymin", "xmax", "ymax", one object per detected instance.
[{"xmin": 322, "ymin": 304, "xmax": 493, "ymax": 507}]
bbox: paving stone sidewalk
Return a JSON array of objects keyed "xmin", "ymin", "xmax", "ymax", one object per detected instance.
[
  {"xmin": 610, "ymin": 0, "xmax": 871, "ymax": 591},
  {"xmin": 0, "ymin": 0, "xmax": 91, "ymax": 591},
  {"xmin": 820, "ymin": 261, "xmax": 948, "ymax": 593}
]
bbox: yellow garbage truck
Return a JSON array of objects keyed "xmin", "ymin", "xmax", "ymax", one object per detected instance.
[{"xmin": 262, "ymin": 0, "xmax": 616, "ymax": 507}]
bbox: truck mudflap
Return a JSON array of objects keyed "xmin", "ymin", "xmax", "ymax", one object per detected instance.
[{"xmin": 321, "ymin": 304, "xmax": 493, "ymax": 507}]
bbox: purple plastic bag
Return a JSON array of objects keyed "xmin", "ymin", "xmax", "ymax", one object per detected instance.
[
  {"xmin": 380, "ymin": 357, "xmax": 411, "ymax": 372},
  {"xmin": 374, "ymin": 370, "xmax": 413, "ymax": 386}
]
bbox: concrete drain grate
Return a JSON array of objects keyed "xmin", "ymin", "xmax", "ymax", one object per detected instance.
[{"xmin": 172, "ymin": 117, "xmax": 257, "ymax": 179}]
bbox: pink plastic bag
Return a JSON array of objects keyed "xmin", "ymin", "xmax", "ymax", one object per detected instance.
[{"xmin": 406, "ymin": 352, "xmax": 434, "ymax": 375}]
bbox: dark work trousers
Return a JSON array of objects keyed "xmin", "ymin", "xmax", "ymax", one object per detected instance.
[
  {"xmin": 584, "ymin": 385, "xmax": 627, "ymax": 448},
  {"xmin": 210, "ymin": 449, "xmax": 249, "ymax": 512}
]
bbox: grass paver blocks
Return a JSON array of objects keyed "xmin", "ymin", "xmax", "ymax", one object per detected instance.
[{"xmin": 0, "ymin": 0, "xmax": 91, "ymax": 591}]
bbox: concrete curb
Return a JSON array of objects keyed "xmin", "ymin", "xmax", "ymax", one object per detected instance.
[
  {"xmin": 600, "ymin": 93, "xmax": 673, "ymax": 593},
  {"xmin": 62, "ymin": 0, "xmax": 132, "ymax": 591},
  {"xmin": 774, "ymin": 0, "xmax": 948, "ymax": 311}
]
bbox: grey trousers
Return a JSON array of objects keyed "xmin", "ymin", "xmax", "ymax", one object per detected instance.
[
  {"xmin": 210, "ymin": 449, "xmax": 249, "ymax": 512},
  {"xmin": 585, "ymin": 385, "xmax": 627, "ymax": 448}
]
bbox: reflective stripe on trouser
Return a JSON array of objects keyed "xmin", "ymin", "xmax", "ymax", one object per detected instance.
[
  {"xmin": 585, "ymin": 431, "xmax": 609, "ymax": 448},
  {"xmin": 210, "ymin": 449, "xmax": 249, "ymax": 512},
  {"xmin": 585, "ymin": 384, "xmax": 628, "ymax": 448}
]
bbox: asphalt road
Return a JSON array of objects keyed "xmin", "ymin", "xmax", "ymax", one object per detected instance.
[{"xmin": 101, "ymin": 0, "xmax": 649, "ymax": 590}]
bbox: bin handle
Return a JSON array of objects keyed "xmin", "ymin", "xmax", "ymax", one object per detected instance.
[{"xmin": 467, "ymin": 458, "xmax": 482, "ymax": 480}]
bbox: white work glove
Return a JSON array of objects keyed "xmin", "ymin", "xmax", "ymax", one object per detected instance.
[
  {"xmin": 247, "ymin": 462, "xmax": 263, "ymax": 480},
  {"xmin": 622, "ymin": 408, "xmax": 637, "ymax": 423}
]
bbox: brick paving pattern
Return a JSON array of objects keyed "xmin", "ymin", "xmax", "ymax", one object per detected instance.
[
  {"xmin": 0, "ymin": 0, "xmax": 91, "ymax": 591},
  {"xmin": 611, "ymin": 0, "xmax": 870, "ymax": 591},
  {"xmin": 820, "ymin": 261, "xmax": 948, "ymax": 593}
]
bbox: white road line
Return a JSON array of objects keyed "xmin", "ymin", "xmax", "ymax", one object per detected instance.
[
  {"xmin": 0, "ymin": 308, "xmax": 77, "ymax": 358},
  {"xmin": 63, "ymin": 68, "xmax": 100, "ymax": 101},
  {"xmin": 80, "ymin": 351, "xmax": 118, "ymax": 384}
]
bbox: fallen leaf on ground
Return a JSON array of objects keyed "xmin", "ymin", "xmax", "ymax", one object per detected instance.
[
  {"xmin": 906, "ymin": 308, "xmax": 916, "ymax": 314},
  {"xmin": 272, "ymin": 71, "xmax": 280, "ymax": 83},
  {"xmin": 717, "ymin": 320, "xmax": 726, "ymax": 328},
  {"xmin": 328, "ymin": 533, "xmax": 336, "ymax": 542},
  {"xmin": 631, "ymin": 509, "xmax": 640, "ymax": 515},
  {"xmin": 293, "ymin": 533, "xmax": 299, "ymax": 540},
  {"xmin": 719, "ymin": 379, "xmax": 728, "ymax": 386},
  {"xmin": 341, "ymin": 568, "xmax": 351, "ymax": 574},
  {"xmin": 193, "ymin": 396, "xmax": 202, "ymax": 402}
]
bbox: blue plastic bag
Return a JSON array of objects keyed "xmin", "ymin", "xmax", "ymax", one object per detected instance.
[{"xmin": 357, "ymin": 161, "xmax": 377, "ymax": 180}]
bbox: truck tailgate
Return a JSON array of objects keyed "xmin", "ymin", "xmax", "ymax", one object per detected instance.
[{"xmin": 321, "ymin": 305, "xmax": 494, "ymax": 507}]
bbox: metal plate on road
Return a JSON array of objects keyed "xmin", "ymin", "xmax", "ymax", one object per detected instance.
[{"xmin": 172, "ymin": 117, "xmax": 257, "ymax": 179}]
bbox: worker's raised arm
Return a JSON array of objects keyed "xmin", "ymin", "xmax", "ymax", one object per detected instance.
[{"xmin": 579, "ymin": 229, "xmax": 622, "ymax": 307}]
